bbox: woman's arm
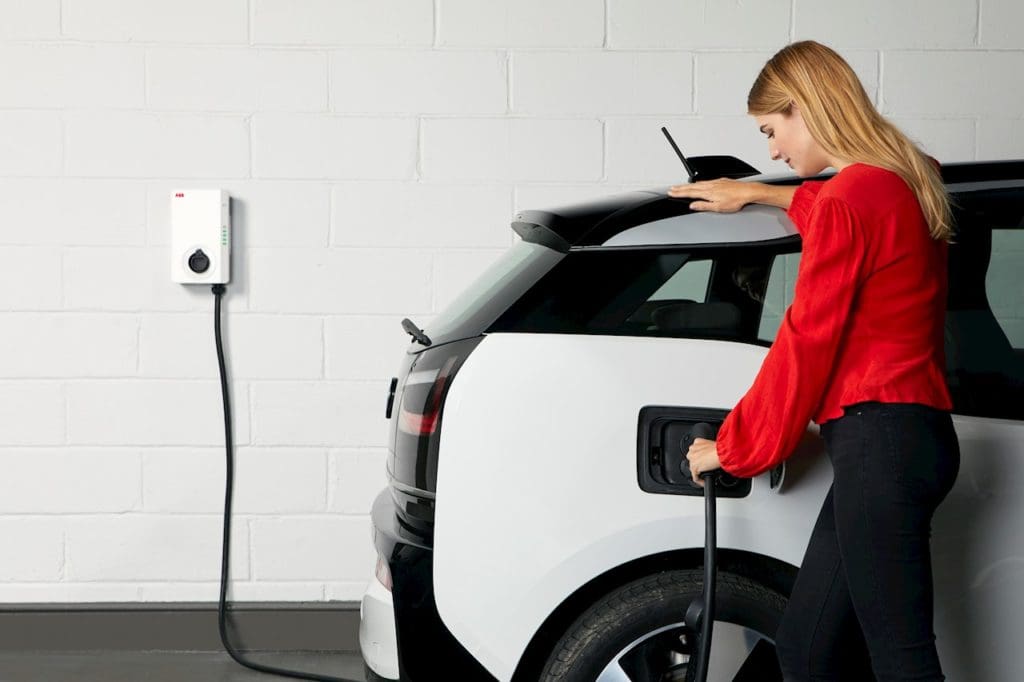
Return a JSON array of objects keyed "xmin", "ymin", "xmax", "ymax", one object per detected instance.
[
  {"xmin": 715, "ymin": 197, "xmax": 869, "ymax": 478},
  {"xmin": 667, "ymin": 178, "xmax": 798, "ymax": 212},
  {"xmin": 745, "ymin": 182, "xmax": 799, "ymax": 209}
]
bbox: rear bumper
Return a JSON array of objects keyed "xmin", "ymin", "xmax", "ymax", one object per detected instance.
[
  {"xmin": 360, "ymin": 575, "xmax": 400, "ymax": 680},
  {"xmin": 362, "ymin": 488, "xmax": 496, "ymax": 681}
]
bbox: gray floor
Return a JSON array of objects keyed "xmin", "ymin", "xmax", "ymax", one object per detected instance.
[{"xmin": 0, "ymin": 652, "xmax": 367, "ymax": 682}]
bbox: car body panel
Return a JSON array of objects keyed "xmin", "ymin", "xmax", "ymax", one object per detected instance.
[
  {"xmin": 932, "ymin": 414, "xmax": 1024, "ymax": 681},
  {"xmin": 433, "ymin": 332, "xmax": 833, "ymax": 680}
]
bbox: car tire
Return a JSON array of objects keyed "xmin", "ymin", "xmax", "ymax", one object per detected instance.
[{"xmin": 539, "ymin": 569, "xmax": 786, "ymax": 682}]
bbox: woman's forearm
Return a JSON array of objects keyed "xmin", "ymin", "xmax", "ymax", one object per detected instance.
[{"xmin": 746, "ymin": 182, "xmax": 798, "ymax": 210}]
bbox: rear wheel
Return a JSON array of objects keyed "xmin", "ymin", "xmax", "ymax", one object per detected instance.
[{"xmin": 539, "ymin": 569, "xmax": 786, "ymax": 682}]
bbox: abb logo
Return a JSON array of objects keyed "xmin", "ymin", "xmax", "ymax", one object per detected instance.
[{"xmin": 175, "ymin": 193, "xmax": 185, "ymax": 198}]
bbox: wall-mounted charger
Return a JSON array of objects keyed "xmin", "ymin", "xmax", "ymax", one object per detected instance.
[{"xmin": 171, "ymin": 189, "xmax": 230, "ymax": 284}]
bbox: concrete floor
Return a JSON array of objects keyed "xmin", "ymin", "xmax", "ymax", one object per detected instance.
[{"xmin": 0, "ymin": 652, "xmax": 367, "ymax": 682}]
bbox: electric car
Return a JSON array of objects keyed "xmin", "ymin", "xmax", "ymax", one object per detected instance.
[{"xmin": 360, "ymin": 157, "xmax": 1024, "ymax": 682}]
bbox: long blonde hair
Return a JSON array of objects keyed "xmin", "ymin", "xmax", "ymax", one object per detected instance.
[{"xmin": 748, "ymin": 41, "xmax": 953, "ymax": 241}]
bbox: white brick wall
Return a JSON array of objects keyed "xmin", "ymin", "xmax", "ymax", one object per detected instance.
[
  {"xmin": 251, "ymin": 114, "xmax": 417, "ymax": 179},
  {"xmin": 0, "ymin": 180, "xmax": 147, "ymax": 246},
  {"xmin": 421, "ymin": 118, "xmax": 603, "ymax": 181},
  {"xmin": 62, "ymin": 0, "xmax": 248, "ymax": 44},
  {"xmin": 512, "ymin": 51, "xmax": 692, "ymax": 115},
  {"xmin": 0, "ymin": 0, "xmax": 1018, "ymax": 604},
  {"xmin": 0, "ymin": 449, "xmax": 141, "ymax": 513},
  {"xmin": 0, "ymin": 111, "xmax": 62, "ymax": 176},
  {"xmin": 251, "ymin": 0, "xmax": 433, "ymax": 47},
  {"xmin": 65, "ymin": 112, "xmax": 251, "ymax": 178},
  {"xmin": 0, "ymin": 46, "xmax": 144, "ymax": 109},
  {"xmin": 884, "ymin": 51, "xmax": 1024, "ymax": 116},
  {"xmin": 0, "ymin": 315, "xmax": 137, "ymax": 377},
  {"xmin": 0, "ymin": 383, "xmax": 65, "ymax": 445},
  {"xmin": 438, "ymin": 0, "xmax": 604, "ymax": 48},
  {"xmin": 147, "ymin": 49, "xmax": 329, "ymax": 113},
  {"xmin": 796, "ymin": 1, "xmax": 978, "ymax": 49},
  {"xmin": 980, "ymin": 0, "xmax": 1024, "ymax": 48},
  {"xmin": 0, "ymin": 1, "xmax": 59, "ymax": 41},
  {"xmin": 142, "ymin": 447, "xmax": 328, "ymax": 514},
  {"xmin": 607, "ymin": 0, "xmax": 791, "ymax": 49},
  {"xmin": 329, "ymin": 50, "xmax": 507, "ymax": 114}
]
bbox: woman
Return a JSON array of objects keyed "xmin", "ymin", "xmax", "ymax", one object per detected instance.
[{"xmin": 670, "ymin": 41, "xmax": 960, "ymax": 681}]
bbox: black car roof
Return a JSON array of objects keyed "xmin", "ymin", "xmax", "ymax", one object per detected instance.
[{"xmin": 512, "ymin": 159, "xmax": 1024, "ymax": 252}]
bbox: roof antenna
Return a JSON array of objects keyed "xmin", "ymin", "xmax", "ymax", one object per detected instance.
[{"xmin": 661, "ymin": 126, "xmax": 696, "ymax": 183}]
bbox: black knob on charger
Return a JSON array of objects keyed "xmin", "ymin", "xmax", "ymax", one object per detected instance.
[{"xmin": 188, "ymin": 249, "xmax": 210, "ymax": 274}]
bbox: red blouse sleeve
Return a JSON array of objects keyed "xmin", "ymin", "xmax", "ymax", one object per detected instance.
[
  {"xmin": 787, "ymin": 181, "xmax": 826, "ymax": 234},
  {"xmin": 715, "ymin": 197, "xmax": 870, "ymax": 478}
]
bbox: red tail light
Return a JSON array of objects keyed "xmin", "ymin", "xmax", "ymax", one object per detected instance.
[
  {"xmin": 388, "ymin": 336, "xmax": 483, "ymax": 497},
  {"xmin": 397, "ymin": 356, "xmax": 457, "ymax": 436}
]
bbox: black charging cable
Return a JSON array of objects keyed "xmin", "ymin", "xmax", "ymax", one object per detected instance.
[
  {"xmin": 687, "ymin": 471, "xmax": 719, "ymax": 682},
  {"xmin": 681, "ymin": 422, "xmax": 724, "ymax": 682},
  {"xmin": 212, "ymin": 284, "xmax": 361, "ymax": 682}
]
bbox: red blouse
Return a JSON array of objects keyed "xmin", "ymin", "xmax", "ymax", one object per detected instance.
[{"xmin": 716, "ymin": 163, "xmax": 952, "ymax": 479}]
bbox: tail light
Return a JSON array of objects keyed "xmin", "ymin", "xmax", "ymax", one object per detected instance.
[
  {"xmin": 389, "ymin": 337, "xmax": 483, "ymax": 497},
  {"xmin": 398, "ymin": 356, "xmax": 457, "ymax": 436}
]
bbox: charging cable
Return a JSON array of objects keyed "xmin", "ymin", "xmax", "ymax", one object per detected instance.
[{"xmin": 212, "ymin": 283, "xmax": 362, "ymax": 682}]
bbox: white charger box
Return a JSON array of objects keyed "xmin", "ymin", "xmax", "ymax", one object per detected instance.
[{"xmin": 171, "ymin": 189, "xmax": 230, "ymax": 284}]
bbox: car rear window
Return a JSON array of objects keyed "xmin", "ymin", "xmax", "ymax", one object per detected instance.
[
  {"xmin": 425, "ymin": 239, "xmax": 563, "ymax": 346},
  {"xmin": 489, "ymin": 242, "xmax": 799, "ymax": 343}
]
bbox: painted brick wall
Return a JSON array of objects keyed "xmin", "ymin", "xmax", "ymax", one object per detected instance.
[{"xmin": 0, "ymin": 0, "xmax": 1019, "ymax": 603}]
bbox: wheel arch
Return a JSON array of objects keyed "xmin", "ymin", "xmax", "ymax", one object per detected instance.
[{"xmin": 509, "ymin": 548, "xmax": 798, "ymax": 682}]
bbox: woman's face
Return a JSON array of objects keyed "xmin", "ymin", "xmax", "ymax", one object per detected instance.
[{"xmin": 754, "ymin": 108, "xmax": 831, "ymax": 177}]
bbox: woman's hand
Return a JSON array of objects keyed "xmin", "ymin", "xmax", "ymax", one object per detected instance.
[
  {"xmin": 667, "ymin": 178, "xmax": 755, "ymax": 213},
  {"xmin": 685, "ymin": 438, "xmax": 722, "ymax": 487}
]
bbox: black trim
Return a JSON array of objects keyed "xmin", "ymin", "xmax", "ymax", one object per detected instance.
[
  {"xmin": 511, "ymin": 191, "xmax": 663, "ymax": 250},
  {"xmin": 575, "ymin": 234, "xmax": 802, "ymax": 253},
  {"xmin": 372, "ymin": 490, "xmax": 496, "ymax": 681},
  {"xmin": 512, "ymin": 218, "xmax": 571, "ymax": 253},
  {"xmin": 941, "ymin": 160, "xmax": 1024, "ymax": 184}
]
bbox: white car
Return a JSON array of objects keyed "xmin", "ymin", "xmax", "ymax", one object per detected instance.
[{"xmin": 360, "ymin": 157, "xmax": 1024, "ymax": 682}]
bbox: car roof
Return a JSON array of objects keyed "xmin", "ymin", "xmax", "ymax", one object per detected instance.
[{"xmin": 512, "ymin": 160, "xmax": 1024, "ymax": 252}]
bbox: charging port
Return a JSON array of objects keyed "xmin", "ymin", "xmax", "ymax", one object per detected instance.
[{"xmin": 636, "ymin": 405, "xmax": 751, "ymax": 498}]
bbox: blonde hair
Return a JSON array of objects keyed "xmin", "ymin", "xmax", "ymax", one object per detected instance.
[{"xmin": 748, "ymin": 41, "xmax": 953, "ymax": 242}]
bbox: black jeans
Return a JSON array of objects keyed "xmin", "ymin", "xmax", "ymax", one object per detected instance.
[{"xmin": 774, "ymin": 401, "xmax": 960, "ymax": 681}]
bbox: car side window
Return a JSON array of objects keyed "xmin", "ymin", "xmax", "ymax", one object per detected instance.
[
  {"xmin": 988, "ymin": 229, "xmax": 1024, "ymax": 347},
  {"xmin": 647, "ymin": 258, "xmax": 712, "ymax": 302},
  {"xmin": 757, "ymin": 252, "xmax": 801, "ymax": 343},
  {"xmin": 946, "ymin": 187, "xmax": 1024, "ymax": 420}
]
